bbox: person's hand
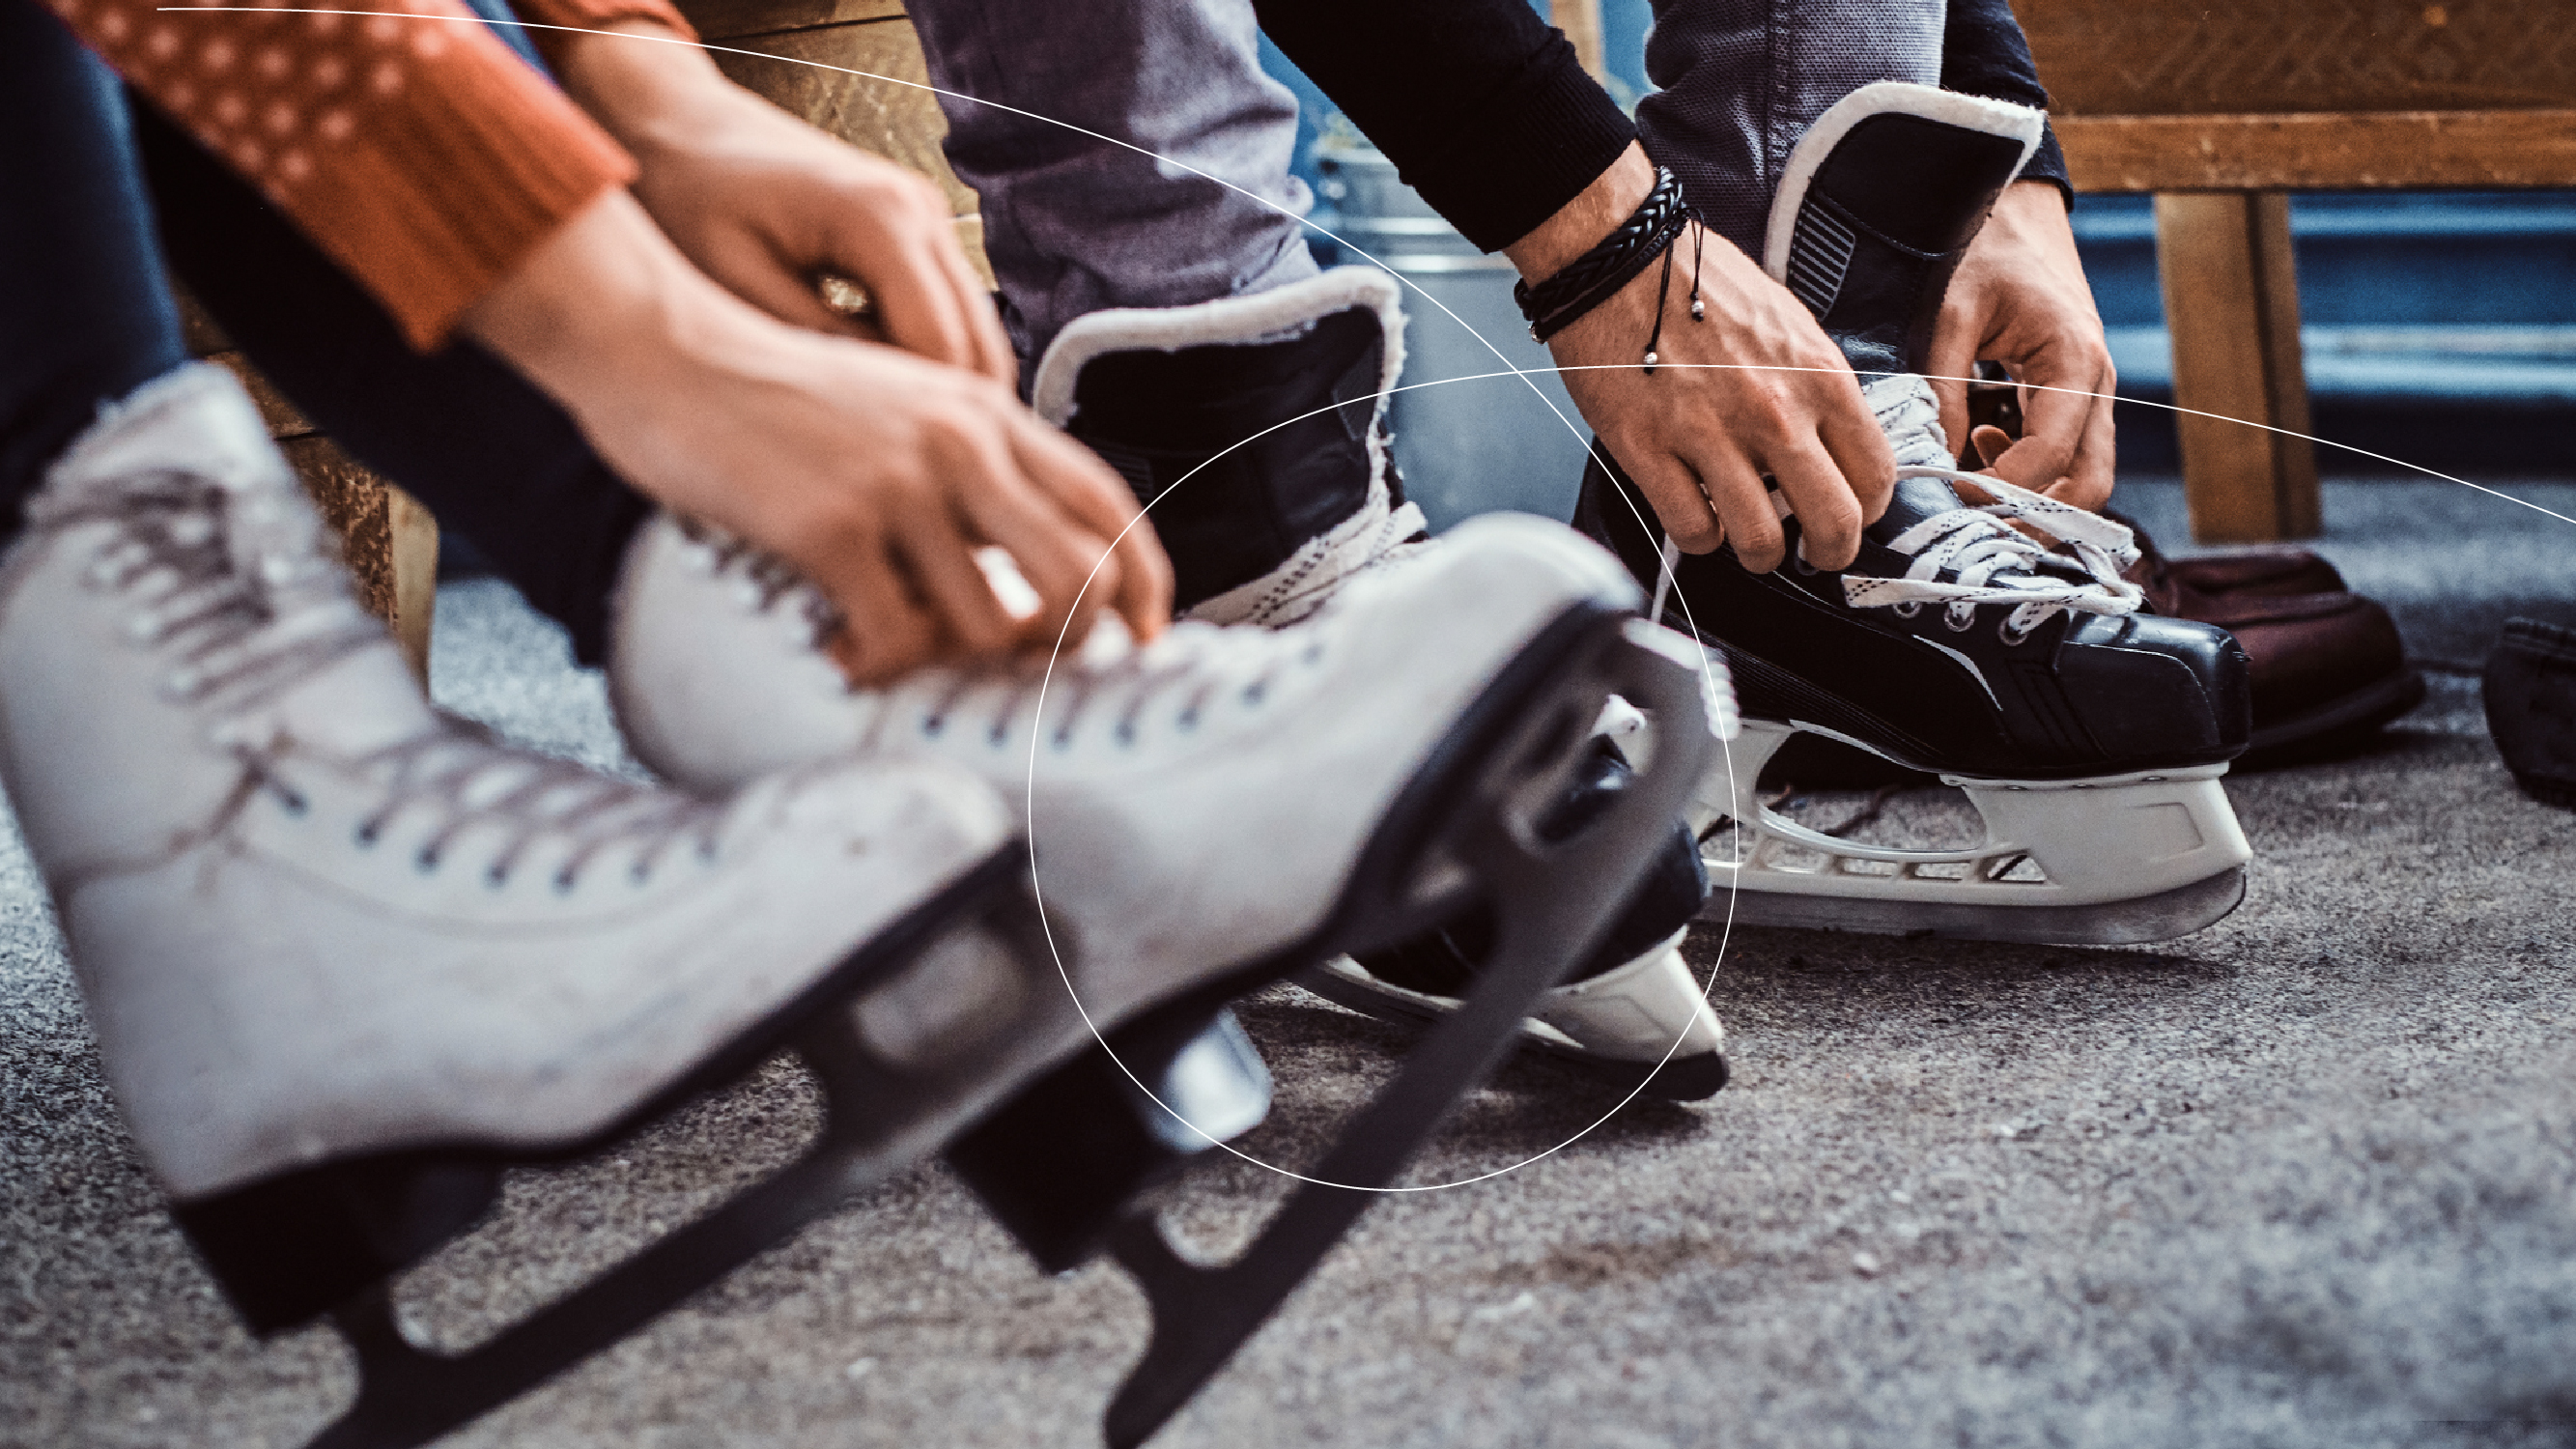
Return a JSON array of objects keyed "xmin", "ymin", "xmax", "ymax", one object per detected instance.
[
  {"xmin": 1506, "ymin": 146, "xmax": 1893, "ymax": 572},
  {"xmin": 552, "ymin": 21, "xmax": 1014, "ymax": 386},
  {"xmin": 1925, "ymin": 180, "xmax": 2117, "ymax": 511},
  {"xmin": 465, "ymin": 190, "xmax": 1169, "ymax": 683}
]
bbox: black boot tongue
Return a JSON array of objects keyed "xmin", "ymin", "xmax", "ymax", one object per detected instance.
[{"xmin": 1869, "ymin": 472, "xmax": 1973, "ymax": 542}]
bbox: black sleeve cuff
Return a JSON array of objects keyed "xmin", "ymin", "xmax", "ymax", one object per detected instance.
[
  {"xmin": 1256, "ymin": 0, "xmax": 1634, "ymax": 253},
  {"xmin": 2025, "ymin": 126, "xmax": 2073, "ymax": 209}
]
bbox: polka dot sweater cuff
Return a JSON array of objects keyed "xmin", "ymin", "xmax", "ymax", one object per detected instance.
[{"xmin": 53, "ymin": 0, "xmax": 640, "ymax": 350}]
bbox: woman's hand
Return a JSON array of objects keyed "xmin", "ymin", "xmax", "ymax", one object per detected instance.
[
  {"xmin": 466, "ymin": 190, "xmax": 1169, "ymax": 683},
  {"xmin": 552, "ymin": 21, "xmax": 1014, "ymax": 385}
]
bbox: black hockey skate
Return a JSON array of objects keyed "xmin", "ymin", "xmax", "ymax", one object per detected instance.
[
  {"xmin": 1037, "ymin": 267, "xmax": 1731, "ymax": 1099},
  {"xmin": 1579, "ymin": 82, "xmax": 2255, "ymax": 946}
]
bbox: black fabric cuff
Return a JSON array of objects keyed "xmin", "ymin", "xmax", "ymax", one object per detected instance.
[
  {"xmin": 1257, "ymin": 0, "xmax": 1635, "ymax": 256},
  {"xmin": 1399, "ymin": 35, "xmax": 1638, "ymax": 252},
  {"xmin": 2025, "ymin": 125, "xmax": 2074, "ymax": 209}
]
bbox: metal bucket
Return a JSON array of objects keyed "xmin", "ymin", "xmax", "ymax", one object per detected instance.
[{"xmin": 1310, "ymin": 136, "xmax": 1591, "ymax": 530}]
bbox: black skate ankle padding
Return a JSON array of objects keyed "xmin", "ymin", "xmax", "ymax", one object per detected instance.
[
  {"xmin": 2485, "ymin": 617, "xmax": 2576, "ymax": 808},
  {"xmin": 168, "ymin": 843, "xmax": 1033, "ymax": 1341},
  {"xmin": 1574, "ymin": 444, "xmax": 2249, "ymax": 778},
  {"xmin": 1784, "ymin": 113, "xmax": 2029, "ymax": 377},
  {"xmin": 1068, "ymin": 307, "xmax": 1389, "ymax": 611},
  {"xmin": 945, "ymin": 1009, "xmax": 1270, "ymax": 1276}
]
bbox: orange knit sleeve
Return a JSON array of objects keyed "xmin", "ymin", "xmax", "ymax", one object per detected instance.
[
  {"xmin": 510, "ymin": 0, "xmax": 697, "ymax": 51},
  {"xmin": 48, "ymin": 0, "xmax": 639, "ymax": 351}
]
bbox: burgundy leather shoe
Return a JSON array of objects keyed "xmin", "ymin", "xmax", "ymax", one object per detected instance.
[{"xmin": 2117, "ymin": 523, "xmax": 2424, "ymax": 759}]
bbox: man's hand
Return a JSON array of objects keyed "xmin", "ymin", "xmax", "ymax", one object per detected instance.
[
  {"xmin": 553, "ymin": 22, "xmax": 1015, "ymax": 386},
  {"xmin": 1506, "ymin": 145, "xmax": 1893, "ymax": 572},
  {"xmin": 466, "ymin": 191, "xmax": 1169, "ymax": 684},
  {"xmin": 1925, "ymin": 180, "xmax": 2117, "ymax": 511}
]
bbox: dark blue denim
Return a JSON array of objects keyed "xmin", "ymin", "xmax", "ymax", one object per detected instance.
[{"xmin": 0, "ymin": 0, "xmax": 643, "ymax": 663}]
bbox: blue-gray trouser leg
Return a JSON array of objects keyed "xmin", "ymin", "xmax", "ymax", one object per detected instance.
[
  {"xmin": 906, "ymin": 0, "xmax": 1318, "ymax": 365},
  {"xmin": 1638, "ymin": 0, "xmax": 1946, "ymax": 257}
]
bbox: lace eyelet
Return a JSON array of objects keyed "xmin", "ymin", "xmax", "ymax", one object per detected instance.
[
  {"xmin": 414, "ymin": 847, "xmax": 440, "ymax": 873},
  {"xmin": 1998, "ymin": 619, "xmax": 2034, "ymax": 647},
  {"xmin": 1942, "ymin": 609, "xmax": 1976, "ymax": 633},
  {"xmin": 354, "ymin": 822, "xmax": 380, "ymax": 847},
  {"xmin": 552, "ymin": 870, "xmax": 579, "ymax": 895},
  {"xmin": 1892, "ymin": 602, "xmax": 1922, "ymax": 619},
  {"xmin": 1792, "ymin": 554, "xmax": 1818, "ymax": 576},
  {"xmin": 485, "ymin": 866, "xmax": 509, "ymax": 889}
]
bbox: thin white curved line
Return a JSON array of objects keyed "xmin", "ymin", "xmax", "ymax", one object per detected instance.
[
  {"xmin": 165, "ymin": 10, "xmax": 2563, "ymax": 1188},
  {"xmin": 153, "ymin": 6, "xmax": 1740, "ymax": 1190}
]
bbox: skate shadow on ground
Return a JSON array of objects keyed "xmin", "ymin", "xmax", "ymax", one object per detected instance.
[
  {"xmin": 1693, "ymin": 924, "xmax": 2238, "ymax": 1037},
  {"xmin": 1224, "ymin": 991, "xmax": 1710, "ymax": 1167}
]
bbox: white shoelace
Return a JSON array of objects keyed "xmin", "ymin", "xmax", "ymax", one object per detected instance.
[
  {"xmin": 1647, "ymin": 377, "xmax": 2143, "ymax": 642},
  {"xmin": 47, "ymin": 470, "xmax": 716, "ymax": 890},
  {"xmin": 910, "ymin": 619, "xmax": 1304, "ymax": 754},
  {"xmin": 678, "ymin": 521, "xmax": 1306, "ymax": 755}
]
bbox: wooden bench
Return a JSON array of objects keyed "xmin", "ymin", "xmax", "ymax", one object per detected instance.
[
  {"xmin": 2018, "ymin": 0, "xmax": 2576, "ymax": 542},
  {"xmin": 178, "ymin": 290, "xmax": 439, "ymax": 683}
]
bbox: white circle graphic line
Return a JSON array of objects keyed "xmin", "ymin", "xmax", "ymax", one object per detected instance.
[{"xmin": 170, "ymin": 10, "xmax": 2561, "ymax": 1189}]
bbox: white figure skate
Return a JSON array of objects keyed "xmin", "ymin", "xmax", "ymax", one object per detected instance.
[
  {"xmin": 609, "ymin": 505, "xmax": 1715, "ymax": 1445},
  {"xmin": 0, "ymin": 364, "xmax": 1320, "ymax": 1449}
]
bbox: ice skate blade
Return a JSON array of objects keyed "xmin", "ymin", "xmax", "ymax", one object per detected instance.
[
  {"xmin": 286, "ymin": 850, "xmax": 1099, "ymax": 1449},
  {"xmin": 1710, "ymin": 862, "xmax": 2247, "ymax": 946},
  {"xmin": 1692, "ymin": 721, "xmax": 2254, "ymax": 946},
  {"xmin": 1295, "ymin": 956, "xmax": 1730, "ymax": 1102},
  {"xmin": 1102, "ymin": 611, "xmax": 1713, "ymax": 1448}
]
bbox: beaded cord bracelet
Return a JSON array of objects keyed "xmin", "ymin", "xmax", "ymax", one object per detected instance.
[{"xmin": 1514, "ymin": 166, "xmax": 1709, "ymax": 374}]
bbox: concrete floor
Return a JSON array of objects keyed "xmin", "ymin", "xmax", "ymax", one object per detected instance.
[{"xmin": 5, "ymin": 479, "xmax": 2574, "ymax": 1449}]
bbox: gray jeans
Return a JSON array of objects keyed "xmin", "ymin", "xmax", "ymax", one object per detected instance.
[{"xmin": 911, "ymin": 0, "xmax": 1942, "ymax": 359}]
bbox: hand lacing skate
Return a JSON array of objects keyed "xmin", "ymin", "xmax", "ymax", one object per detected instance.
[
  {"xmin": 1644, "ymin": 379, "xmax": 2144, "ymax": 642},
  {"xmin": 42, "ymin": 468, "xmax": 722, "ymax": 895},
  {"xmin": 671, "ymin": 517, "xmax": 1316, "ymax": 757}
]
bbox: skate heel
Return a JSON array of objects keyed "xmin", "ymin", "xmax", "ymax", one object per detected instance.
[
  {"xmin": 1101, "ymin": 610, "xmax": 1714, "ymax": 1448},
  {"xmin": 171, "ymin": 1155, "xmax": 503, "ymax": 1336},
  {"xmin": 947, "ymin": 1009, "xmax": 1271, "ymax": 1274}
]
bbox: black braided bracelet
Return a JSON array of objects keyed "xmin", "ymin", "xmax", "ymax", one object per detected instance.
[{"xmin": 1514, "ymin": 165, "xmax": 1692, "ymax": 345}]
